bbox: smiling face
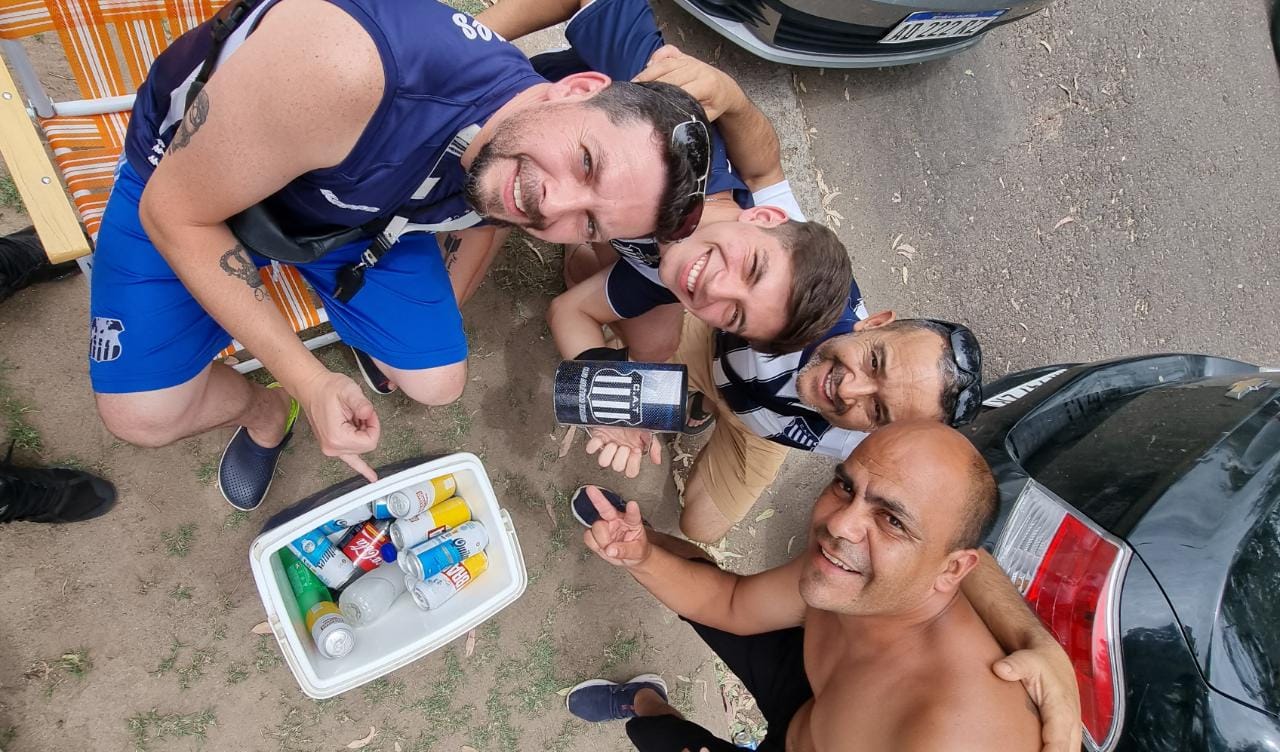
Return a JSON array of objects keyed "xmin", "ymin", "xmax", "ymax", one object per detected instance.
[
  {"xmin": 798, "ymin": 421, "xmax": 979, "ymax": 617},
  {"xmin": 656, "ymin": 206, "xmax": 794, "ymax": 341},
  {"xmin": 795, "ymin": 314, "xmax": 948, "ymax": 431},
  {"xmin": 465, "ymin": 101, "xmax": 666, "ymax": 244}
]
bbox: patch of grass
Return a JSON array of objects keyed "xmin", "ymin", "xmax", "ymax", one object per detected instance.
[
  {"xmin": 405, "ymin": 649, "xmax": 465, "ymax": 719},
  {"xmin": 436, "ymin": 401, "xmax": 472, "ymax": 447},
  {"xmin": 377, "ymin": 422, "xmax": 423, "ymax": 464},
  {"xmin": 217, "ymin": 591, "xmax": 236, "ymax": 613},
  {"xmin": 196, "ymin": 460, "xmax": 218, "ymax": 486},
  {"xmin": 225, "ymin": 663, "xmax": 248, "ymax": 684},
  {"xmin": 543, "ymin": 720, "xmax": 582, "ymax": 752},
  {"xmin": 555, "ymin": 582, "xmax": 592, "ymax": 605},
  {"xmin": 24, "ymin": 648, "xmax": 92, "ymax": 696},
  {"xmin": 670, "ymin": 677, "xmax": 694, "ymax": 715},
  {"xmin": 0, "ymin": 175, "xmax": 22, "ymax": 211},
  {"xmin": 58, "ymin": 648, "xmax": 92, "ymax": 677},
  {"xmin": 362, "ymin": 677, "xmax": 405, "ymax": 706},
  {"xmin": 497, "ymin": 629, "xmax": 563, "ymax": 712},
  {"xmin": 444, "ymin": 0, "xmax": 489, "ymax": 16},
  {"xmin": 152, "ymin": 638, "xmax": 184, "ymax": 677},
  {"xmin": 176, "ymin": 647, "xmax": 215, "ymax": 689},
  {"xmin": 169, "ymin": 584, "xmax": 193, "ymax": 602},
  {"xmin": 126, "ymin": 708, "xmax": 215, "ymax": 752},
  {"xmin": 500, "ymin": 473, "xmax": 543, "ymax": 510},
  {"xmin": 482, "ymin": 686, "xmax": 521, "ymax": 752},
  {"xmin": 223, "ymin": 510, "xmax": 250, "ymax": 529},
  {"xmin": 489, "ymin": 234, "xmax": 560, "ymax": 294},
  {"xmin": 211, "ymin": 623, "xmax": 227, "ymax": 641},
  {"xmin": 253, "ymin": 635, "xmax": 283, "ymax": 672},
  {"xmin": 599, "ymin": 630, "xmax": 643, "ymax": 674},
  {"xmin": 1, "ymin": 397, "xmax": 41, "ymax": 453},
  {"xmin": 547, "ymin": 487, "xmax": 575, "ymax": 556},
  {"xmin": 161, "ymin": 523, "xmax": 197, "ymax": 557}
]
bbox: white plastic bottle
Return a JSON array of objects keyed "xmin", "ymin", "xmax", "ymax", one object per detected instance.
[{"xmin": 338, "ymin": 559, "xmax": 406, "ymax": 628}]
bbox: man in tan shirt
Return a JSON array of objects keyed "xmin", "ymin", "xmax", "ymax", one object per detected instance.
[{"xmin": 568, "ymin": 420, "xmax": 1055, "ymax": 751}]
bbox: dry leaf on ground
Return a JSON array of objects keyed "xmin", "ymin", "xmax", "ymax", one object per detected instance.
[
  {"xmin": 251, "ymin": 621, "xmax": 272, "ymax": 635},
  {"xmin": 1053, "ymin": 215, "xmax": 1075, "ymax": 231},
  {"xmin": 754, "ymin": 509, "xmax": 776, "ymax": 522},
  {"xmin": 347, "ymin": 727, "xmax": 377, "ymax": 749},
  {"xmin": 558, "ymin": 425, "xmax": 577, "ymax": 458},
  {"xmin": 464, "ymin": 628, "xmax": 476, "ymax": 658}
]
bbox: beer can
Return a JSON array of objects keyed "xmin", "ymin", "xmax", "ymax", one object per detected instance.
[
  {"xmin": 385, "ymin": 474, "xmax": 458, "ymax": 518},
  {"xmin": 314, "ymin": 502, "xmax": 373, "ymax": 536},
  {"xmin": 371, "ymin": 498, "xmax": 395, "ymax": 520},
  {"xmin": 399, "ymin": 521, "xmax": 488, "ymax": 580},
  {"xmin": 553, "ymin": 360, "xmax": 688, "ymax": 432},
  {"xmin": 406, "ymin": 551, "xmax": 489, "ymax": 610},
  {"xmin": 289, "ymin": 530, "xmax": 359, "ymax": 589},
  {"xmin": 389, "ymin": 496, "xmax": 471, "ymax": 550},
  {"xmin": 339, "ymin": 520, "xmax": 392, "ymax": 573},
  {"xmin": 304, "ymin": 601, "xmax": 356, "ymax": 659}
]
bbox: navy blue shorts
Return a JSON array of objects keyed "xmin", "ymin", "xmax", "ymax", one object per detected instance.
[{"xmin": 88, "ymin": 161, "xmax": 466, "ymax": 394}]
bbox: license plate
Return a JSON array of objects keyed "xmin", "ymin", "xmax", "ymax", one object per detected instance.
[{"xmin": 880, "ymin": 9, "xmax": 1007, "ymax": 44}]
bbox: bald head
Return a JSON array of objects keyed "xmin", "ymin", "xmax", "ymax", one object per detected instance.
[{"xmin": 851, "ymin": 420, "xmax": 998, "ymax": 551}]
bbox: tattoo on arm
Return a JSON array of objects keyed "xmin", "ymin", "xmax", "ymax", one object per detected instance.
[
  {"xmin": 441, "ymin": 232, "xmax": 462, "ymax": 270},
  {"xmin": 219, "ymin": 243, "xmax": 267, "ymax": 301},
  {"xmin": 168, "ymin": 89, "xmax": 210, "ymax": 155}
]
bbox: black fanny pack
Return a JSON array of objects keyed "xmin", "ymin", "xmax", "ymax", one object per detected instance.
[{"xmin": 225, "ymin": 204, "xmax": 387, "ymax": 266}]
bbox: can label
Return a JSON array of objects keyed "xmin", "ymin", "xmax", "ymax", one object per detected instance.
[
  {"xmin": 340, "ymin": 521, "xmax": 391, "ymax": 572},
  {"xmin": 290, "ymin": 530, "xmax": 358, "ymax": 589},
  {"xmin": 388, "ymin": 475, "xmax": 459, "ymax": 518},
  {"xmin": 372, "ymin": 499, "xmax": 394, "ymax": 520},
  {"xmin": 314, "ymin": 502, "xmax": 373, "ymax": 536},
  {"xmin": 408, "ymin": 551, "xmax": 489, "ymax": 610},
  {"xmin": 403, "ymin": 521, "xmax": 487, "ymax": 580}
]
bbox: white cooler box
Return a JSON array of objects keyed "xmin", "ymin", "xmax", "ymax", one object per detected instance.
[{"xmin": 248, "ymin": 452, "xmax": 527, "ymax": 698}]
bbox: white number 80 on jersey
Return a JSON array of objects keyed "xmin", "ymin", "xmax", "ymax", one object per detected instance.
[{"xmin": 452, "ymin": 13, "xmax": 505, "ymax": 42}]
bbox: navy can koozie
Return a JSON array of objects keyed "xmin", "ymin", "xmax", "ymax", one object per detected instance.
[{"xmin": 553, "ymin": 360, "xmax": 688, "ymax": 433}]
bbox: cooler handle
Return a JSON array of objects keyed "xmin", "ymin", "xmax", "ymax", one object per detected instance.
[{"xmin": 499, "ymin": 508, "xmax": 523, "ymax": 563}]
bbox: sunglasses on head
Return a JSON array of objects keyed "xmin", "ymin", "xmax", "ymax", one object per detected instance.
[
  {"xmin": 922, "ymin": 319, "xmax": 983, "ymax": 426},
  {"xmin": 660, "ymin": 115, "xmax": 712, "ymax": 242}
]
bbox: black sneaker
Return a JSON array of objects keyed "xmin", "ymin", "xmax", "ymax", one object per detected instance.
[
  {"xmin": 570, "ymin": 485, "xmax": 650, "ymax": 529},
  {"xmin": 350, "ymin": 346, "xmax": 395, "ymax": 395},
  {"xmin": 0, "ymin": 227, "xmax": 79, "ymax": 305},
  {"xmin": 218, "ymin": 390, "xmax": 299, "ymax": 511},
  {"xmin": 0, "ymin": 449, "xmax": 117, "ymax": 524}
]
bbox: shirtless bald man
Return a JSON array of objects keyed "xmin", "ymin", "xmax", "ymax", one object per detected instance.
[{"xmin": 570, "ymin": 421, "xmax": 1047, "ymax": 751}]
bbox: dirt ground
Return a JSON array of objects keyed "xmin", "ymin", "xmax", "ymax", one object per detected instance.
[{"xmin": 0, "ymin": 4, "xmax": 831, "ymax": 750}]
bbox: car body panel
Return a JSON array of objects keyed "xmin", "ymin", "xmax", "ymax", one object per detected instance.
[
  {"xmin": 672, "ymin": 0, "xmax": 1051, "ymax": 68},
  {"xmin": 967, "ymin": 354, "xmax": 1280, "ymax": 747}
]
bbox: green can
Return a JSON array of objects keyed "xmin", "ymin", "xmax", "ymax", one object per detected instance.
[{"xmin": 280, "ymin": 548, "xmax": 355, "ymax": 659}]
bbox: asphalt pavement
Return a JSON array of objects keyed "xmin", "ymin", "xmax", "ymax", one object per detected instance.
[{"xmin": 653, "ymin": 0, "xmax": 1280, "ymax": 376}]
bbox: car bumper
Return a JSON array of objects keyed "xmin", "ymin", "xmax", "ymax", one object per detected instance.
[{"xmin": 671, "ymin": 0, "xmax": 1048, "ymax": 68}]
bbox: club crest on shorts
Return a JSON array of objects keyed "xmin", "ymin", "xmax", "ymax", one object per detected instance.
[
  {"xmin": 89, "ymin": 317, "xmax": 125, "ymax": 363},
  {"xmin": 587, "ymin": 368, "xmax": 644, "ymax": 426}
]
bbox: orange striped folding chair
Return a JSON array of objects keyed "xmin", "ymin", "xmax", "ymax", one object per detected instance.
[{"xmin": 0, "ymin": 0, "xmax": 338, "ymax": 372}]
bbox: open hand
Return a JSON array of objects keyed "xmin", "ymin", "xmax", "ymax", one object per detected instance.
[
  {"xmin": 585, "ymin": 426, "xmax": 661, "ymax": 478},
  {"xmin": 993, "ymin": 642, "xmax": 1083, "ymax": 752},
  {"xmin": 634, "ymin": 44, "xmax": 745, "ymax": 121},
  {"xmin": 581, "ymin": 486, "xmax": 650, "ymax": 567},
  {"xmin": 294, "ymin": 369, "xmax": 380, "ymax": 482}
]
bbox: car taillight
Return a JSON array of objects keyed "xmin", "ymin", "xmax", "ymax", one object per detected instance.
[{"xmin": 992, "ymin": 482, "xmax": 1130, "ymax": 752}]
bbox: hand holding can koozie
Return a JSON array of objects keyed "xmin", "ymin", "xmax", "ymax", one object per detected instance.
[{"xmin": 553, "ymin": 360, "xmax": 688, "ymax": 433}]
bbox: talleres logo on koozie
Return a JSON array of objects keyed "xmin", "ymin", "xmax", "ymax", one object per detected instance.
[{"xmin": 553, "ymin": 360, "xmax": 688, "ymax": 433}]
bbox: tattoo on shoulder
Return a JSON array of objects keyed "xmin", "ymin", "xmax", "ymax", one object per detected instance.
[
  {"xmin": 219, "ymin": 243, "xmax": 267, "ymax": 301},
  {"xmin": 442, "ymin": 232, "xmax": 462, "ymax": 270},
  {"xmin": 168, "ymin": 89, "xmax": 210, "ymax": 155}
]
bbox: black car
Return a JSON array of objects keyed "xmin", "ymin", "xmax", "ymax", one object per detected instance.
[{"xmin": 965, "ymin": 354, "xmax": 1280, "ymax": 751}]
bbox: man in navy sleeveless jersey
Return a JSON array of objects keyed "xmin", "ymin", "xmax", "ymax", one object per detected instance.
[{"xmin": 89, "ymin": 0, "xmax": 711, "ymax": 510}]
